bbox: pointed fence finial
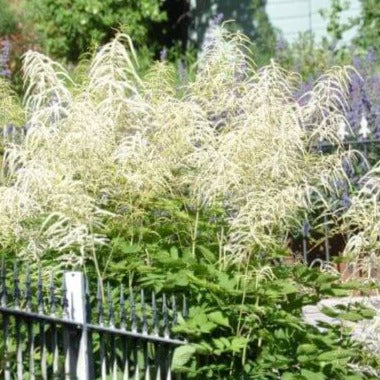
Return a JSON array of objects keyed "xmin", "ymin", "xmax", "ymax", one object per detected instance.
[
  {"xmin": 1, "ymin": 257, "xmax": 7, "ymax": 307},
  {"xmin": 97, "ymin": 278, "xmax": 103, "ymax": 326},
  {"xmin": 162, "ymin": 293, "xmax": 169, "ymax": 338},
  {"xmin": 152, "ymin": 291, "xmax": 159, "ymax": 336},
  {"xmin": 130, "ymin": 288, "xmax": 137, "ymax": 333},
  {"xmin": 13, "ymin": 261, "xmax": 20, "ymax": 309},
  {"xmin": 25, "ymin": 265, "xmax": 32, "ymax": 311},
  {"xmin": 172, "ymin": 295, "xmax": 178, "ymax": 327},
  {"xmin": 107, "ymin": 283, "xmax": 114, "ymax": 327},
  {"xmin": 37, "ymin": 268, "xmax": 44, "ymax": 314},
  {"xmin": 141, "ymin": 289, "xmax": 147, "ymax": 334},
  {"xmin": 49, "ymin": 272, "xmax": 56, "ymax": 315},
  {"xmin": 120, "ymin": 284, "xmax": 126, "ymax": 329}
]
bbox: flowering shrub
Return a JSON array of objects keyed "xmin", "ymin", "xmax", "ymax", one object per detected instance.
[
  {"xmin": 0, "ymin": 26, "xmax": 380, "ymax": 378},
  {"xmin": 277, "ymin": 34, "xmax": 380, "ymax": 142},
  {"xmin": 1, "ymin": 23, "xmax": 380, "ymax": 283},
  {"xmin": 285, "ymin": 43, "xmax": 380, "ymax": 278},
  {"xmin": 26, "ymin": 0, "xmax": 166, "ymax": 61},
  {"xmin": 347, "ymin": 51, "xmax": 380, "ymax": 139},
  {"xmin": 0, "ymin": 26, "xmax": 359, "ymax": 268}
]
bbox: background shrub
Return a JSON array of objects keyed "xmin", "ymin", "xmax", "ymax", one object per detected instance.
[
  {"xmin": 25, "ymin": 0, "xmax": 166, "ymax": 61},
  {"xmin": 0, "ymin": 0, "xmax": 17, "ymax": 36}
]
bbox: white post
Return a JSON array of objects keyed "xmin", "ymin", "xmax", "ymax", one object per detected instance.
[{"xmin": 65, "ymin": 272, "xmax": 90, "ymax": 380}]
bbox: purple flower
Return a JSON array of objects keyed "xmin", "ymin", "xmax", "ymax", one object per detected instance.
[
  {"xmin": 353, "ymin": 56, "xmax": 361, "ymax": 70},
  {"xmin": 178, "ymin": 59, "xmax": 187, "ymax": 84},
  {"xmin": 0, "ymin": 39, "xmax": 11, "ymax": 78},
  {"xmin": 294, "ymin": 79, "xmax": 313, "ymax": 106},
  {"xmin": 366, "ymin": 47, "xmax": 377, "ymax": 65},
  {"xmin": 200, "ymin": 13, "xmax": 225, "ymax": 55},
  {"xmin": 275, "ymin": 37, "xmax": 288, "ymax": 53},
  {"xmin": 341, "ymin": 192, "xmax": 351, "ymax": 210},
  {"xmin": 3, "ymin": 123, "xmax": 15, "ymax": 139},
  {"xmin": 211, "ymin": 13, "xmax": 224, "ymax": 27},
  {"xmin": 342, "ymin": 157, "xmax": 354, "ymax": 178}
]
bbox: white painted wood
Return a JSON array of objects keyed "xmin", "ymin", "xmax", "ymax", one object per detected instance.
[
  {"xmin": 65, "ymin": 272, "xmax": 86, "ymax": 323},
  {"xmin": 65, "ymin": 272, "xmax": 90, "ymax": 380}
]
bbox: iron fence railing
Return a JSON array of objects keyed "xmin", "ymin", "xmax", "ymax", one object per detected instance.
[
  {"xmin": 298, "ymin": 137, "xmax": 380, "ymax": 267},
  {"xmin": 0, "ymin": 263, "xmax": 187, "ymax": 379}
]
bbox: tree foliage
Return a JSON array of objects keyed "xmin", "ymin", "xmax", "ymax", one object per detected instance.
[
  {"xmin": 25, "ymin": 0, "xmax": 166, "ymax": 61},
  {"xmin": 355, "ymin": 0, "xmax": 380, "ymax": 53},
  {"xmin": 320, "ymin": 0, "xmax": 356, "ymax": 44},
  {"xmin": 0, "ymin": 0, "xmax": 17, "ymax": 36}
]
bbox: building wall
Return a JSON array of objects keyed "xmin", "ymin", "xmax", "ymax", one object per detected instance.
[
  {"xmin": 266, "ymin": 0, "xmax": 361, "ymax": 42},
  {"xmin": 189, "ymin": 0, "xmax": 273, "ymax": 47}
]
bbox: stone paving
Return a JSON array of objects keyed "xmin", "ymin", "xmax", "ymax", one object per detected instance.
[{"xmin": 303, "ymin": 296, "xmax": 380, "ymax": 351}]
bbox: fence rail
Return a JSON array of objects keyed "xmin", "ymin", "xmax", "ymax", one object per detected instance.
[
  {"xmin": 0, "ymin": 263, "xmax": 187, "ymax": 379},
  {"xmin": 293, "ymin": 137, "xmax": 380, "ymax": 269}
]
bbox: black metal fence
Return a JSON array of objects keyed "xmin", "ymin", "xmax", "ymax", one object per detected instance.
[{"xmin": 0, "ymin": 263, "xmax": 187, "ymax": 379}]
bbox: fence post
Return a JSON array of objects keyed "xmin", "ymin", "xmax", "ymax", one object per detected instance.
[{"xmin": 65, "ymin": 272, "xmax": 92, "ymax": 380}]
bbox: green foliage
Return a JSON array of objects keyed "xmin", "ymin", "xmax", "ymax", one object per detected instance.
[
  {"xmin": 355, "ymin": 0, "xmax": 380, "ymax": 53},
  {"xmin": 276, "ymin": 1, "xmax": 360, "ymax": 80},
  {"xmin": 171, "ymin": 263, "xmax": 378, "ymax": 379},
  {"xmin": 275, "ymin": 32, "xmax": 352, "ymax": 80},
  {"xmin": 88, "ymin": 196, "xmax": 380, "ymax": 379},
  {"xmin": 0, "ymin": 78, "xmax": 23, "ymax": 127},
  {"xmin": 0, "ymin": 0, "xmax": 17, "ymax": 36},
  {"xmin": 25, "ymin": 0, "xmax": 166, "ymax": 61},
  {"xmin": 321, "ymin": 303, "xmax": 377, "ymax": 322},
  {"xmin": 319, "ymin": 0, "xmax": 356, "ymax": 43},
  {"xmin": 104, "ymin": 227, "xmax": 378, "ymax": 377}
]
